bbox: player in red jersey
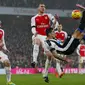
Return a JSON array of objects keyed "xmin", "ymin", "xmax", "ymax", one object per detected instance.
[
  {"xmin": 76, "ymin": 40, "xmax": 85, "ymax": 74},
  {"xmin": 54, "ymin": 24, "xmax": 67, "ymax": 77},
  {"xmin": 0, "ymin": 21, "xmax": 15, "ymax": 85},
  {"xmin": 31, "ymin": 3, "xmax": 58, "ymax": 67},
  {"xmin": 55, "ymin": 24, "xmax": 67, "ymax": 45}
]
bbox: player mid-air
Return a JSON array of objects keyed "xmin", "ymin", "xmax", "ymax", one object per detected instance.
[
  {"xmin": 31, "ymin": 3, "xmax": 59, "ymax": 68},
  {"xmin": 43, "ymin": 5, "xmax": 85, "ymax": 82},
  {"xmin": 44, "ymin": 8, "xmax": 85, "ymax": 62}
]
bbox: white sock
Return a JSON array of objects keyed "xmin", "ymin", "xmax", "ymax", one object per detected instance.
[
  {"xmin": 56, "ymin": 61, "xmax": 62, "ymax": 75},
  {"xmin": 43, "ymin": 58, "xmax": 51, "ymax": 77},
  {"xmin": 5, "ymin": 67, "xmax": 11, "ymax": 83},
  {"xmin": 33, "ymin": 44, "xmax": 39, "ymax": 63}
]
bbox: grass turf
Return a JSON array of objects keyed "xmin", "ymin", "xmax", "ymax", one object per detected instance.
[{"xmin": 0, "ymin": 74, "xmax": 85, "ymax": 85}]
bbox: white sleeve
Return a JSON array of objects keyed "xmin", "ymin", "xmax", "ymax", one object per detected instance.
[
  {"xmin": 31, "ymin": 17, "xmax": 37, "ymax": 34},
  {"xmin": 54, "ymin": 21, "xmax": 59, "ymax": 29},
  {"xmin": 64, "ymin": 31, "xmax": 68, "ymax": 39},
  {"xmin": 48, "ymin": 14, "xmax": 56, "ymax": 23},
  {"xmin": 76, "ymin": 45, "xmax": 80, "ymax": 56},
  {"xmin": 2, "ymin": 30, "xmax": 7, "ymax": 50},
  {"xmin": 31, "ymin": 27, "xmax": 36, "ymax": 34}
]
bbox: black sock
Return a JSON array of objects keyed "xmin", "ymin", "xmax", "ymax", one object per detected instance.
[
  {"xmin": 80, "ymin": 11, "xmax": 85, "ymax": 24},
  {"xmin": 78, "ymin": 11, "xmax": 85, "ymax": 31},
  {"xmin": 79, "ymin": 23, "xmax": 85, "ymax": 31}
]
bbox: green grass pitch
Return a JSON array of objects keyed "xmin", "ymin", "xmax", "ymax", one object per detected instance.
[{"xmin": 0, "ymin": 74, "xmax": 85, "ymax": 85}]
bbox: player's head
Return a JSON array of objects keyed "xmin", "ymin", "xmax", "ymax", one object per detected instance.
[
  {"xmin": 38, "ymin": 3, "xmax": 46, "ymax": 14},
  {"xmin": 57, "ymin": 23, "xmax": 63, "ymax": 32},
  {"xmin": 46, "ymin": 28, "xmax": 55, "ymax": 38}
]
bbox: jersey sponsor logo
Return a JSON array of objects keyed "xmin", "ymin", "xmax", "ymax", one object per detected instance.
[
  {"xmin": 36, "ymin": 18, "xmax": 39, "ymax": 22},
  {"xmin": 37, "ymin": 24, "xmax": 49, "ymax": 28},
  {"xmin": 80, "ymin": 49, "xmax": 85, "ymax": 51}
]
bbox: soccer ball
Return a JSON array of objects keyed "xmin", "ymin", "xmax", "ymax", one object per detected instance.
[{"xmin": 71, "ymin": 10, "xmax": 82, "ymax": 19}]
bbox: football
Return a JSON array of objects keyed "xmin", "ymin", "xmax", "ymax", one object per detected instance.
[{"xmin": 71, "ymin": 10, "xmax": 82, "ymax": 19}]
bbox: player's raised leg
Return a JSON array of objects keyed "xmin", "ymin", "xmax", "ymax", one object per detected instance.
[{"xmin": 72, "ymin": 10, "xmax": 85, "ymax": 39}]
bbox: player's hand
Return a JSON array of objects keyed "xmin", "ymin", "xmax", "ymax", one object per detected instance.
[
  {"xmin": 0, "ymin": 43, "xmax": 4, "ymax": 50},
  {"xmin": 34, "ymin": 32, "xmax": 38, "ymax": 37},
  {"xmin": 2, "ymin": 49, "xmax": 10, "ymax": 54}
]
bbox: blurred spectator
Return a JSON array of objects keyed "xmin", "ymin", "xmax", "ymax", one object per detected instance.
[{"xmin": 0, "ymin": 0, "xmax": 81, "ymax": 9}]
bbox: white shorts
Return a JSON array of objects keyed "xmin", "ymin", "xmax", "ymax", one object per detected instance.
[
  {"xmin": 79, "ymin": 56, "xmax": 85, "ymax": 63},
  {"xmin": 32, "ymin": 34, "xmax": 46, "ymax": 48},
  {"xmin": 0, "ymin": 51, "xmax": 8, "ymax": 63}
]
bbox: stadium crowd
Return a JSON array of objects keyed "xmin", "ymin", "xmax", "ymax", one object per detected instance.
[{"xmin": 0, "ymin": 0, "xmax": 84, "ymax": 9}]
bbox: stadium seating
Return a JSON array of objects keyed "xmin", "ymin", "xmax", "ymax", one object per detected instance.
[{"xmin": 0, "ymin": 0, "xmax": 84, "ymax": 9}]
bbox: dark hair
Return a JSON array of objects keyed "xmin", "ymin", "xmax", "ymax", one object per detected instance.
[
  {"xmin": 58, "ymin": 23, "xmax": 62, "ymax": 25},
  {"xmin": 46, "ymin": 28, "xmax": 53, "ymax": 36}
]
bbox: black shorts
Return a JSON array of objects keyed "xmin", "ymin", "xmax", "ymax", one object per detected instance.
[{"xmin": 56, "ymin": 36, "xmax": 80, "ymax": 55}]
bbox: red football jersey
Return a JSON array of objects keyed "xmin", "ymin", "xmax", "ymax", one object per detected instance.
[
  {"xmin": 79, "ymin": 45, "xmax": 85, "ymax": 56},
  {"xmin": 55, "ymin": 31, "xmax": 67, "ymax": 41},
  {"xmin": 0, "ymin": 29, "xmax": 4, "ymax": 40},
  {"xmin": 31, "ymin": 13, "xmax": 55, "ymax": 35}
]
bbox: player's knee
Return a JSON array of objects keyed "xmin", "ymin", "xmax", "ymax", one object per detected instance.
[
  {"xmin": 34, "ymin": 39, "xmax": 41, "ymax": 45},
  {"xmin": 33, "ymin": 44, "xmax": 40, "ymax": 53},
  {"xmin": 73, "ymin": 29, "xmax": 83, "ymax": 39},
  {"xmin": 47, "ymin": 56, "xmax": 51, "ymax": 60},
  {"xmin": 3, "ymin": 60, "xmax": 11, "ymax": 67},
  {"xmin": 45, "ymin": 51, "xmax": 53, "ymax": 60},
  {"xmin": 46, "ymin": 54, "xmax": 52, "ymax": 60}
]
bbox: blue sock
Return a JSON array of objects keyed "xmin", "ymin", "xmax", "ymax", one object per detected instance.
[
  {"xmin": 77, "ymin": 28, "xmax": 84, "ymax": 33},
  {"xmin": 83, "ymin": 35, "xmax": 85, "ymax": 40}
]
